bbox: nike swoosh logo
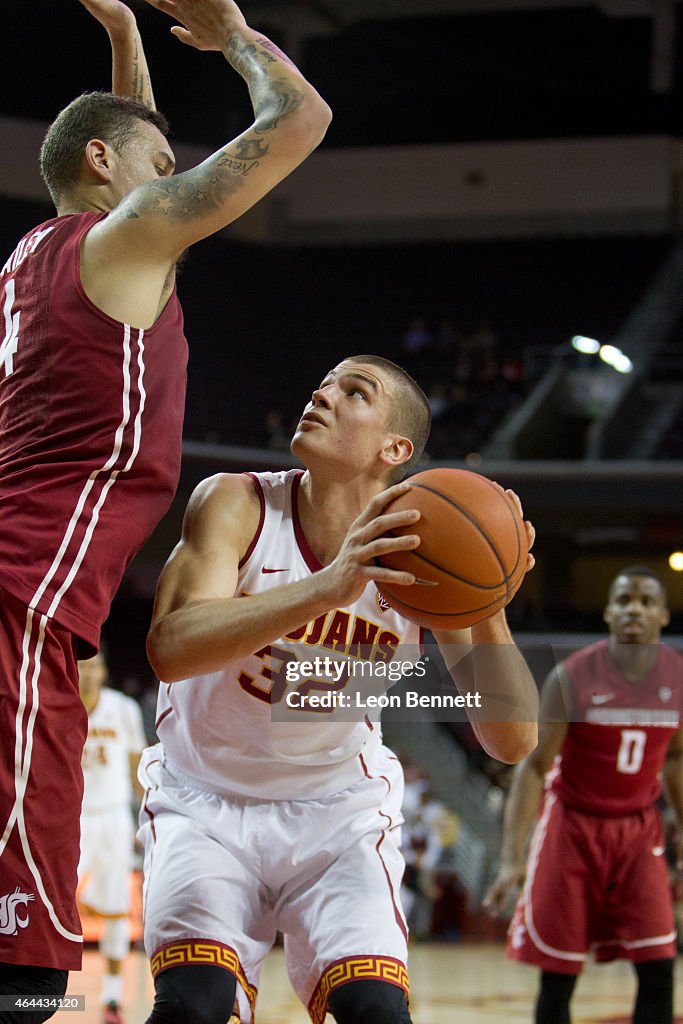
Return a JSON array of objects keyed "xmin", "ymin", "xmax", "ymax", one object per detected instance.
[
  {"xmin": 261, "ymin": 567, "xmax": 288, "ymax": 574},
  {"xmin": 652, "ymin": 846, "xmax": 665, "ymax": 856},
  {"xmin": 591, "ymin": 693, "xmax": 615, "ymax": 705}
]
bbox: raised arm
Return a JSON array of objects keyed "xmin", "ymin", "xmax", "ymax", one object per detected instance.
[
  {"xmin": 483, "ymin": 668, "xmax": 569, "ymax": 915},
  {"xmin": 80, "ymin": 0, "xmax": 332, "ymax": 329},
  {"xmin": 79, "ymin": 0, "xmax": 156, "ymax": 107},
  {"xmin": 148, "ymin": 476, "xmax": 422, "ymax": 682},
  {"xmin": 102, "ymin": 0, "xmax": 330, "ymax": 258}
]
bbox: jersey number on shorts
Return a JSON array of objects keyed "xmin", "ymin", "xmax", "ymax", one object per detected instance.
[
  {"xmin": 616, "ymin": 728, "xmax": 647, "ymax": 774},
  {"xmin": 1, "ymin": 279, "xmax": 20, "ymax": 378}
]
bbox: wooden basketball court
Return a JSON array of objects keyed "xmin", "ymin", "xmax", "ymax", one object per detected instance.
[{"xmin": 55, "ymin": 942, "xmax": 683, "ymax": 1023}]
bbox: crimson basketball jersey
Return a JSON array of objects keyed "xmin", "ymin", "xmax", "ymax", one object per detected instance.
[
  {"xmin": 0, "ymin": 213, "xmax": 187, "ymax": 650},
  {"xmin": 156, "ymin": 469, "xmax": 423, "ymax": 800},
  {"xmin": 549, "ymin": 639, "xmax": 683, "ymax": 814}
]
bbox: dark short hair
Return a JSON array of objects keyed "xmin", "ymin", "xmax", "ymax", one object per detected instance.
[
  {"xmin": 344, "ymin": 354, "xmax": 431, "ymax": 482},
  {"xmin": 40, "ymin": 92, "xmax": 169, "ymax": 206},
  {"xmin": 608, "ymin": 565, "xmax": 668, "ymax": 604}
]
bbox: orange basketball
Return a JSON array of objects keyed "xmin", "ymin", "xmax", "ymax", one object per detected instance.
[{"xmin": 376, "ymin": 468, "xmax": 528, "ymax": 630}]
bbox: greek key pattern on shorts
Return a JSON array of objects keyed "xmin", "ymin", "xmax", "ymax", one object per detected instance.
[
  {"xmin": 308, "ymin": 955, "xmax": 409, "ymax": 1024},
  {"xmin": 150, "ymin": 940, "xmax": 257, "ymax": 1019}
]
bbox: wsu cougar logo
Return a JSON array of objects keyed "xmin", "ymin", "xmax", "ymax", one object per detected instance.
[{"xmin": 0, "ymin": 887, "xmax": 35, "ymax": 935}]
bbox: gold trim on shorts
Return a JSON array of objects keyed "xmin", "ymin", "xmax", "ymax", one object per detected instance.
[
  {"xmin": 150, "ymin": 939, "xmax": 257, "ymax": 1021},
  {"xmin": 308, "ymin": 955, "xmax": 410, "ymax": 1024}
]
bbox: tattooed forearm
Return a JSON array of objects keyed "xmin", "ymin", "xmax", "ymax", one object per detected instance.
[
  {"xmin": 215, "ymin": 155, "xmax": 260, "ymax": 177},
  {"xmin": 254, "ymin": 37, "xmax": 299, "ymax": 72},
  {"xmin": 128, "ymin": 37, "xmax": 154, "ymax": 108},
  {"xmin": 131, "ymin": 44, "xmax": 142, "ymax": 103},
  {"xmin": 225, "ymin": 36, "xmax": 305, "ymax": 132},
  {"xmin": 232, "ymin": 138, "xmax": 269, "ymax": 161},
  {"xmin": 124, "ymin": 139, "xmax": 266, "ymax": 222}
]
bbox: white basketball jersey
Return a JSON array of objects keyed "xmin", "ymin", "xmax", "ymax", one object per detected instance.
[
  {"xmin": 156, "ymin": 470, "xmax": 423, "ymax": 800},
  {"xmin": 82, "ymin": 687, "xmax": 146, "ymax": 811}
]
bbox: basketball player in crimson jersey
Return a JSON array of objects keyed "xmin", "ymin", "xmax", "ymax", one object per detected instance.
[
  {"xmin": 0, "ymin": 0, "xmax": 330, "ymax": 1014},
  {"xmin": 138, "ymin": 354, "xmax": 539, "ymax": 1024},
  {"xmin": 485, "ymin": 567, "xmax": 683, "ymax": 1024}
]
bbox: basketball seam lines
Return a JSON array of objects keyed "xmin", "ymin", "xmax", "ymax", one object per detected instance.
[{"xmin": 409, "ymin": 481, "xmax": 521, "ymax": 585}]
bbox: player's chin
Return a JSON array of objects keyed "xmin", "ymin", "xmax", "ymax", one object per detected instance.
[
  {"xmin": 291, "ymin": 429, "xmax": 329, "ymax": 460},
  {"xmin": 618, "ymin": 632, "xmax": 646, "ymax": 644}
]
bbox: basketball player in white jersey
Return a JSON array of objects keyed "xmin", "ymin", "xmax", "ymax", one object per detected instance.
[
  {"xmin": 138, "ymin": 355, "xmax": 539, "ymax": 1024},
  {"xmin": 79, "ymin": 649, "xmax": 146, "ymax": 1024}
]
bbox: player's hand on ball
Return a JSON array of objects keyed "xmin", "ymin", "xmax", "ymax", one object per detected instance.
[
  {"xmin": 320, "ymin": 482, "xmax": 421, "ymax": 607},
  {"xmin": 502, "ymin": 486, "xmax": 535, "ymax": 575},
  {"xmin": 483, "ymin": 861, "xmax": 526, "ymax": 917}
]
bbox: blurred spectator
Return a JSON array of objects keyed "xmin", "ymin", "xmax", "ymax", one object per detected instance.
[
  {"xmin": 402, "ymin": 316, "xmax": 434, "ymax": 355},
  {"xmin": 263, "ymin": 408, "xmax": 291, "ymax": 452},
  {"xmin": 401, "ymin": 778, "xmax": 458, "ymax": 940}
]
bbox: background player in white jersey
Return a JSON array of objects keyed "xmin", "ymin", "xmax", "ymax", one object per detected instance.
[
  {"xmin": 79, "ymin": 648, "xmax": 146, "ymax": 1024},
  {"xmin": 139, "ymin": 354, "xmax": 539, "ymax": 1024}
]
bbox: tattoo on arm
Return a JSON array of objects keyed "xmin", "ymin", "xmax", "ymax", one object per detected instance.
[
  {"xmin": 129, "ymin": 38, "xmax": 153, "ymax": 107},
  {"xmin": 254, "ymin": 36, "xmax": 299, "ymax": 72},
  {"xmin": 226, "ymin": 36, "xmax": 304, "ymax": 131},
  {"xmin": 131, "ymin": 40, "xmax": 142, "ymax": 103},
  {"xmin": 123, "ymin": 135, "xmax": 266, "ymax": 222},
  {"xmin": 122, "ymin": 34, "xmax": 306, "ymax": 224}
]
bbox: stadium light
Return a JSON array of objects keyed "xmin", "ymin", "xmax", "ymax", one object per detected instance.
[
  {"xmin": 571, "ymin": 335, "xmax": 600, "ymax": 354},
  {"xmin": 598, "ymin": 345, "xmax": 633, "ymax": 374}
]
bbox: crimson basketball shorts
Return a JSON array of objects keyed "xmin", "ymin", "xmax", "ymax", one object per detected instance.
[
  {"xmin": 507, "ymin": 792, "xmax": 676, "ymax": 974},
  {"xmin": 0, "ymin": 586, "xmax": 88, "ymax": 971},
  {"xmin": 138, "ymin": 743, "xmax": 410, "ymax": 1024}
]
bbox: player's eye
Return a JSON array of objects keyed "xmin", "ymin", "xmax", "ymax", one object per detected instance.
[{"xmin": 348, "ymin": 387, "xmax": 367, "ymax": 399}]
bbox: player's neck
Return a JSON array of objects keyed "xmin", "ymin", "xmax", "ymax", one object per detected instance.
[
  {"xmin": 57, "ymin": 189, "xmax": 113, "ymax": 217},
  {"xmin": 297, "ymin": 471, "xmax": 382, "ymax": 566},
  {"xmin": 608, "ymin": 637, "xmax": 659, "ymax": 681},
  {"xmin": 81, "ymin": 690, "xmax": 102, "ymax": 715}
]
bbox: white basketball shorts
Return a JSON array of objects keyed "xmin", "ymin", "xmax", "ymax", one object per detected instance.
[
  {"xmin": 78, "ymin": 804, "xmax": 134, "ymax": 917},
  {"xmin": 138, "ymin": 743, "xmax": 410, "ymax": 1024}
]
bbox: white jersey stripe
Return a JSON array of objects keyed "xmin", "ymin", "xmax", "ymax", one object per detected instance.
[
  {"xmin": 0, "ymin": 608, "xmax": 36, "ymax": 857},
  {"xmin": 47, "ymin": 327, "xmax": 147, "ymax": 614},
  {"xmin": 0, "ymin": 609, "xmax": 82, "ymax": 941},
  {"xmin": 523, "ymin": 793, "xmax": 586, "ymax": 963},
  {"xmin": 124, "ymin": 329, "xmax": 146, "ymax": 472},
  {"xmin": 47, "ymin": 329, "xmax": 146, "ymax": 617},
  {"xmin": 1, "ymin": 323, "xmax": 142, "ymax": 945},
  {"xmin": 29, "ymin": 323, "xmax": 135, "ymax": 614}
]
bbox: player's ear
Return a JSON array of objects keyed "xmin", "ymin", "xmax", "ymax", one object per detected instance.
[
  {"xmin": 380, "ymin": 434, "xmax": 413, "ymax": 472},
  {"xmin": 659, "ymin": 606, "xmax": 671, "ymax": 629},
  {"xmin": 83, "ymin": 139, "xmax": 112, "ymax": 183}
]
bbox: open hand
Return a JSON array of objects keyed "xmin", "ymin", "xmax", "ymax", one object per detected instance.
[
  {"xmin": 143, "ymin": 0, "xmax": 248, "ymax": 52},
  {"xmin": 483, "ymin": 861, "xmax": 526, "ymax": 917}
]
